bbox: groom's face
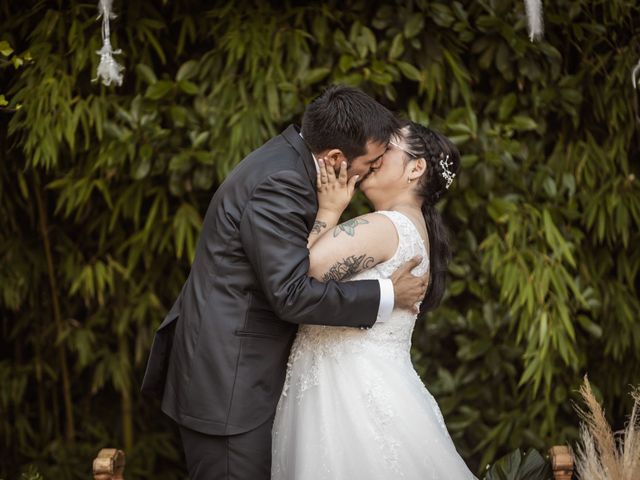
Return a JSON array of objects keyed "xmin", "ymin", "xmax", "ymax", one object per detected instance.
[{"xmin": 345, "ymin": 140, "xmax": 388, "ymax": 185}]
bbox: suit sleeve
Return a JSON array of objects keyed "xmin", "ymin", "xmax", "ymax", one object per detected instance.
[{"xmin": 239, "ymin": 170, "xmax": 380, "ymax": 327}]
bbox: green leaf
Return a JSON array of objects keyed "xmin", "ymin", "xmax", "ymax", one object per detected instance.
[
  {"xmin": 487, "ymin": 198, "xmax": 516, "ymax": 223},
  {"xmin": 338, "ymin": 55, "xmax": 354, "ymax": 72},
  {"xmin": 511, "ymin": 116, "xmax": 538, "ymax": 131},
  {"xmin": 388, "ymin": 33, "xmax": 404, "ymax": 60},
  {"xmin": 486, "ymin": 448, "xmax": 522, "ymax": 480},
  {"xmin": 17, "ymin": 171, "xmax": 29, "ymax": 199},
  {"xmin": 145, "ymin": 80, "xmax": 174, "ymax": 100},
  {"xmin": 176, "ymin": 60, "xmax": 199, "ymax": 82},
  {"xmin": 169, "ymin": 152, "xmax": 192, "ymax": 172},
  {"xmin": 457, "ymin": 339, "xmax": 492, "ymax": 360},
  {"xmin": 135, "ymin": 63, "xmax": 157, "ymax": 84},
  {"xmin": 577, "ymin": 315, "xmax": 603, "ymax": 338},
  {"xmin": 300, "ymin": 67, "xmax": 331, "ymax": 85},
  {"xmin": 524, "ymin": 449, "xmax": 551, "ymax": 477},
  {"xmin": 460, "ymin": 154, "xmax": 478, "ymax": 168},
  {"xmin": 396, "ymin": 61, "xmax": 421, "ymax": 82},
  {"xmin": 431, "ymin": 4, "xmax": 456, "ymax": 28},
  {"xmin": 404, "ymin": 13, "xmax": 424, "ymax": 38},
  {"xmin": 0, "ymin": 40, "xmax": 13, "ymax": 57},
  {"xmin": 191, "ymin": 131, "xmax": 210, "ymax": 148},
  {"xmin": 170, "ymin": 105, "xmax": 188, "ymax": 127},
  {"xmin": 173, "ymin": 203, "xmax": 202, "ymax": 258},
  {"xmin": 542, "ymin": 177, "xmax": 557, "ymax": 197},
  {"xmin": 133, "ymin": 153, "xmax": 152, "ymax": 180},
  {"xmin": 361, "ymin": 26, "xmax": 376, "ymax": 54},
  {"xmin": 498, "ymin": 93, "xmax": 517, "ymax": 121},
  {"xmin": 519, "ymin": 356, "xmax": 539, "ymax": 388},
  {"xmin": 266, "ymin": 81, "xmax": 280, "ymax": 118},
  {"xmin": 178, "ymin": 80, "xmax": 199, "ymax": 95}
]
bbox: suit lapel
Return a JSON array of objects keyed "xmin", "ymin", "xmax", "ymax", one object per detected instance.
[{"xmin": 281, "ymin": 124, "xmax": 317, "ymax": 188}]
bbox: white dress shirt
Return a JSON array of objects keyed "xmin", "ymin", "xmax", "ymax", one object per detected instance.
[{"xmin": 305, "ymin": 140, "xmax": 394, "ymax": 323}]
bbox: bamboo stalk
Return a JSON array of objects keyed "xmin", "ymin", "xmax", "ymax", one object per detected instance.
[
  {"xmin": 33, "ymin": 171, "xmax": 75, "ymax": 442},
  {"xmin": 119, "ymin": 335, "xmax": 133, "ymax": 453},
  {"xmin": 121, "ymin": 387, "xmax": 134, "ymax": 453},
  {"xmin": 34, "ymin": 341, "xmax": 47, "ymax": 437}
]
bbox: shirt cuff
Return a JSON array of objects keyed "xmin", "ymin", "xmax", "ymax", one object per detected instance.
[{"xmin": 376, "ymin": 279, "xmax": 394, "ymax": 323}]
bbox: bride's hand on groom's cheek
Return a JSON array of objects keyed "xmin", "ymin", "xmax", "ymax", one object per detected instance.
[{"xmin": 316, "ymin": 158, "xmax": 359, "ymax": 215}]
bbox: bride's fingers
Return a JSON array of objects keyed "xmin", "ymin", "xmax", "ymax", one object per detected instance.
[
  {"xmin": 319, "ymin": 158, "xmax": 328, "ymax": 185},
  {"xmin": 347, "ymin": 174, "xmax": 359, "ymax": 195},
  {"xmin": 338, "ymin": 161, "xmax": 348, "ymax": 186},
  {"xmin": 325, "ymin": 159, "xmax": 337, "ymax": 183}
]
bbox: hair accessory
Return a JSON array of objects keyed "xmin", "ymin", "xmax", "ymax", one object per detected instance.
[{"xmin": 439, "ymin": 155, "xmax": 455, "ymax": 189}]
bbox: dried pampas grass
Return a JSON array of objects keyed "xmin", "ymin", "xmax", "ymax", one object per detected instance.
[{"xmin": 574, "ymin": 375, "xmax": 640, "ymax": 480}]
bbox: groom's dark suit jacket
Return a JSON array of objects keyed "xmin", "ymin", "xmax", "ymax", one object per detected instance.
[{"xmin": 141, "ymin": 125, "xmax": 381, "ymax": 436}]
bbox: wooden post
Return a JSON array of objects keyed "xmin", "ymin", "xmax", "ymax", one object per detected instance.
[
  {"xmin": 549, "ymin": 445, "xmax": 574, "ymax": 480},
  {"xmin": 93, "ymin": 449, "xmax": 125, "ymax": 480}
]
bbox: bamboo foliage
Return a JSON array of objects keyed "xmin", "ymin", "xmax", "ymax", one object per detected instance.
[{"xmin": 1, "ymin": 0, "xmax": 639, "ymax": 478}]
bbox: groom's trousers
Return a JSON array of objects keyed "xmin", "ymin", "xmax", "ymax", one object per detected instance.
[{"xmin": 178, "ymin": 414, "xmax": 274, "ymax": 480}]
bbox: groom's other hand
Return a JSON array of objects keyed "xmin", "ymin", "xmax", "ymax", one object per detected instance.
[{"xmin": 390, "ymin": 256, "xmax": 429, "ymax": 313}]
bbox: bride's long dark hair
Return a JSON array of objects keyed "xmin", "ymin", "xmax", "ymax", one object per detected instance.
[{"xmin": 400, "ymin": 121, "xmax": 460, "ymax": 312}]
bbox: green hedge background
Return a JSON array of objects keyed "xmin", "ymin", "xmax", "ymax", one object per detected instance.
[{"xmin": 1, "ymin": 0, "xmax": 639, "ymax": 478}]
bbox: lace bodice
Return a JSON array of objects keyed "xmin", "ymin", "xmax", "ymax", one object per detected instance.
[{"xmin": 281, "ymin": 210, "xmax": 430, "ymax": 399}]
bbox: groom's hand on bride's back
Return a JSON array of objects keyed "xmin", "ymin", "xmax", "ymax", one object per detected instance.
[{"xmin": 390, "ymin": 256, "xmax": 429, "ymax": 314}]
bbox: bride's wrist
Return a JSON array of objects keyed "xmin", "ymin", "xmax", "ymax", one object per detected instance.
[{"xmin": 317, "ymin": 207, "xmax": 342, "ymax": 222}]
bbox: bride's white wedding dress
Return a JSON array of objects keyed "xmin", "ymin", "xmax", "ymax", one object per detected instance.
[{"xmin": 271, "ymin": 210, "xmax": 477, "ymax": 480}]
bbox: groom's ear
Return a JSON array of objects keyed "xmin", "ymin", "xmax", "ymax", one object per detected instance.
[{"xmin": 324, "ymin": 149, "xmax": 346, "ymax": 169}]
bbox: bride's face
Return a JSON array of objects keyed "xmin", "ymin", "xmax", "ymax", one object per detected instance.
[{"xmin": 359, "ymin": 137, "xmax": 413, "ymax": 201}]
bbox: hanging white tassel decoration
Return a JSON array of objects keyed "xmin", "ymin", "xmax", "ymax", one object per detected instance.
[
  {"xmin": 632, "ymin": 58, "xmax": 640, "ymax": 89},
  {"xmin": 524, "ymin": 0, "xmax": 544, "ymax": 42},
  {"xmin": 94, "ymin": 0, "xmax": 124, "ymax": 86},
  {"xmin": 632, "ymin": 58, "xmax": 640, "ymax": 126}
]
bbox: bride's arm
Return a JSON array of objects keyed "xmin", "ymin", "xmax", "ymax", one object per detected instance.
[
  {"xmin": 306, "ymin": 159, "xmax": 397, "ymax": 280},
  {"xmin": 307, "ymin": 159, "xmax": 357, "ymax": 249},
  {"xmin": 309, "ymin": 213, "xmax": 398, "ymax": 281},
  {"xmin": 307, "ymin": 209, "xmax": 341, "ymax": 249}
]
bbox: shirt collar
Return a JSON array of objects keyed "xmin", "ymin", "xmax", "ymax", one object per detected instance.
[{"xmin": 300, "ymin": 132, "xmax": 320, "ymax": 172}]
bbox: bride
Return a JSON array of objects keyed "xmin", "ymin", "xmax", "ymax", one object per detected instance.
[{"xmin": 271, "ymin": 121, "xmax": 477, "ymax": 479}]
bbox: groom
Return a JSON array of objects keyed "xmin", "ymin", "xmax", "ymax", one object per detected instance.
[{"xmin": 141, "ymin": 85, "xmax": 429, "ymax": 479}]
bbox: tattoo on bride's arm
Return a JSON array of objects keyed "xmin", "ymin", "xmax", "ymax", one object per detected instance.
[
  {"xmin": 332, "ymin": 218, "xmax": 369, "ymax": 237},
  {"xmin": 321, "ymin": 254, "xmax": 375, "ymax": 282},
  {"xmin": 311, "ymin": 220, "xmax": 327, "ymax": 235}
]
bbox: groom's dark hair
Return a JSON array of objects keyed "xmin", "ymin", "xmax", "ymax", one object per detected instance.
[{"xmin": 301, "ymin": 85, "xmax": 401, "ymax": 160}]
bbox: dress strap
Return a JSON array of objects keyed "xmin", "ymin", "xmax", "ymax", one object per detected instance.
[
  {"xmin": 376, "ymin": 210, "xmax": 414, "ymax": 243},
  {"xmin": 375, "ymin": 211, "xmax": 429, "ymax": 273}
]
